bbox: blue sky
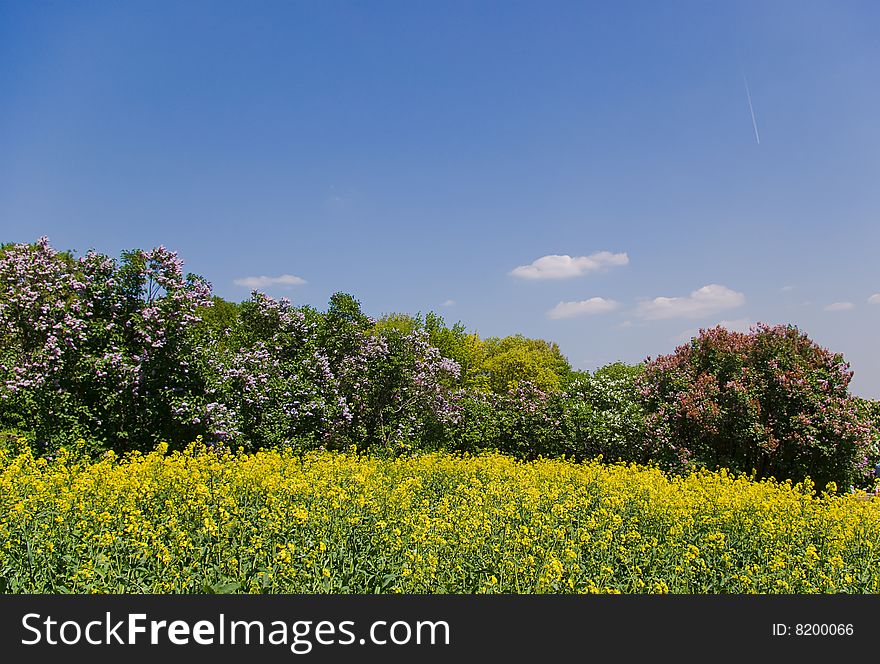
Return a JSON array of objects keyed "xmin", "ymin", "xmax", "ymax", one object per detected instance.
[{"xmin": 2, "ymin": 1, "xmax": 879, "ymax": 396}]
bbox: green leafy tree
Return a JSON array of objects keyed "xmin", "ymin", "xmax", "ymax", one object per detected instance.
[
  {"xmin": 317, "ymin": 292, "xmax": 373, "ymax": 367},
  {"xmin": 197, "ymin": 296, "xmax": 241, "ymax": 333},
  {"xmin": 482, "ymin": 335, "xmax": 571, "ymax": 394},
  {"xmin": 372, "ymin": 312, "xmax": 422, "ymax": 337},
  {"xmin": 423, "ymin": 313, "xmax": 487, "ymax": 390}
]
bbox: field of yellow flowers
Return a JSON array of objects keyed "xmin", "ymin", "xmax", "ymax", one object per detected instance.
[{"xmin": 2, "ymin": 441, "xmax": 879, "ymax": 594}]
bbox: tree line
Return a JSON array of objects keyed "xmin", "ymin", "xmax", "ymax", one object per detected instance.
[{"xmin": 2, "ymin": 238, "xmax": 877, "ymax": 490}]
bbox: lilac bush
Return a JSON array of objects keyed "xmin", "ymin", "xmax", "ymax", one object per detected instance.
[
  {"xmin": 438, "ymin": 382, "xmax": 552, "ymax": 457},
  {"xmin": 334, "ymin": 326, "xmax": 461, "ymax": 452},
  {"xmin": 196, "ymin": 292, "xmax": 349, "ymax": 448},
  {"xmin": 0, "ymin": 233, "xmax": 461, "ymax": 455},
  {"xmin": 0, "ymin": 238, "xmax": 212, "ymax": 451},
  {"xmin": 196, "ymin": 292, "xmax": 461, "ymax": 452},
  {"xmin": 559, "ymin": 363, "xmax": 648, "ymax": 463},
  {"xmin": 639, "ymin": 324, "xmax": 880, "ymax": 490}
]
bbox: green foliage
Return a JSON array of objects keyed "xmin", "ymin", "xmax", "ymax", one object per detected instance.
[
  {"xmin": 372, "ymin": 312, "xmax": 490, "ymax": 391},
  {"xmin": 482, "ymin": 335, "xmax": 571, "ymax": 394},
  {"xmin": 440, "ymin": 362, "xmax": 648, "ymax": 464},
  {"xmin": 196, "ymin": 296, "xmax": 241, "ymax": 333},
  {"xmin": 593, "ymin": 361, "xmax": 645, "ymax": 382},
  {"xmin": 559, "ymin": 362, "xmax": 648, "ymax": 463},
  {"xmin": 197, "ymin": 292, "xmax": 347, "ymax": 449},
  {"xmin": 372, "ymin": 312, "xmax": 422, "ymax": 336},
  {"xmin": 442, "ymin": 383, "xmax": 559, "ymax": 459},
  {"xmin": 316, "ymin": 292, "xmax": 373, "ymax": 366},
  {"xmin": 424, "ymin": 313, "xmax": 487, "ymax": 390}
]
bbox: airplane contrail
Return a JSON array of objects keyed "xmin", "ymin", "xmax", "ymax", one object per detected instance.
[{"xmin": 742, "ymin": 72, "xmax": 760, "ymax": 145}]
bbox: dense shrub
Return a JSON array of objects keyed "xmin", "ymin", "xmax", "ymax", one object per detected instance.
[
  {"xmin": 337, "ymin": 324, "xmax": 460, "ymax": 452},
  {"xmin": 559, "ymin": 362, "xmax": 648, "ymax": 463},
  {"xmin": 441, "ymin": 364, "xmax": 647, "ymax": 463},
  {"xmin": 200, "ymin": 292, "xmax": 460, "ymax": 453},
  {"xmin": 365, "ymin": 313, "xmax": 571, "ymax": 395},
  {"xmin": 452, "ymin": 382, "xmax": 560, "ymax": 458},
  {"xmin": 0, "ymin": 238, "xmax": 212, "ymax": 452},
  {"xmin": 197, "ymin": 292, "xmax": 348, "ymax": 449},
  {"xmin": 424, "ymin": 312, "xmax": 488, "ymax": 391},
  {"xmin": 640, "ymin": 324, "xmax": 879, "ymax": 489}
]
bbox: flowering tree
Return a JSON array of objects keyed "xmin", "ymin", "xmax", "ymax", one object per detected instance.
[
  {"xmin": 640, "ymin": 324, "xmax": 879, "ymax": 489},
  {"xmin": 197, "ymin": 292, "xmax": 349, "ymax": 449},
  {"xmin": 197, "ymin": 292, "xmax": 460, "ymax": 453},
  {"xmin": 560, "ymin": 362, "xmax": 648, "ymax": 463},
  {"xmin": 438, "ymin": 382, "xmax": 550, "ymax": 457},
  {"xmin": 335, "ymin": 326, "xmax": 461, "ymax": 452},
  {"xmin": 0, "ymin": 237, "xmax": 212, "ymax": 451}
]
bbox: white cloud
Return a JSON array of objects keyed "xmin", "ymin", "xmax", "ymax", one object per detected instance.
[
  {"xmin": 547, "ymin": 297, "xmax": 620, "ymax": 320},
  {"xmin": 869, "ymin": 294, "xmax": 880, "ymax": 305},
  {"xmin": 824, "ymin": 301, "xmax": 855, "ymax": 311},
  {"xmin": 234, "ymin": 274, "xmax": 307, "ymax": 289},
  {"xmin": 636, "ymin": 284, "xmax": 745, "ymax": 320},
  {"xmin": 780, "ymin": 285, "xmax": 794, "ymax": 292},
  {"xmin": 510, "ymin": 251, "xmax": 629, "ymax": 280},
  {"xmin": 442, "ymin": 299, "xmax": 456, "ymax": 307}
]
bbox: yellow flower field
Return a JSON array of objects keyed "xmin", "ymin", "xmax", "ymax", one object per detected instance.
[{"xmin": 1, "ymin": 441, "xmax": 879, "ymax": 593}]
